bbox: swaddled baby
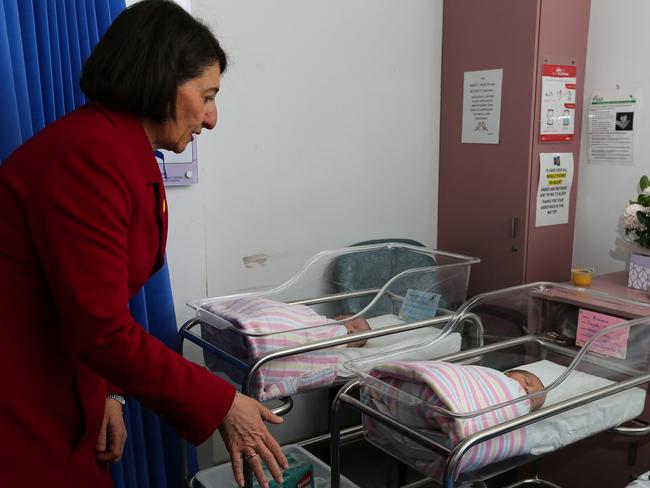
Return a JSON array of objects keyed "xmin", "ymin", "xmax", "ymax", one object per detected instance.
[
  {"xmin": 364, "ymin": 361, "xmax": 546, "ymax": 477},
  {"xmin": 200, "ymin": 296, "xmax": 373, "ymax": 400}
]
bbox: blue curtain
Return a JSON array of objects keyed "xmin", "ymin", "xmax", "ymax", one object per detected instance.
[
  {"xmin": 113, "ymin": 261, "xmax": 199, "ymax": 488},
  {"xmin": 0, "ymin": 0, "xmax": 123, "ymax": 161},
  {"xmin": 0, "ymin": 1, "xmax": 199, "ymax": 486}
]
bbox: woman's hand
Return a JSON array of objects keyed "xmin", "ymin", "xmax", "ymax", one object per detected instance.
[
  {"xmin": 95, "ymin": 397, "xmax": 128, "ymax": 463},
  {"xmin": 219, "ymin": 393, "xmax": 288, "ymax": 488}
]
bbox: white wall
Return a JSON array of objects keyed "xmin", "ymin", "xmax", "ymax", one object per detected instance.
[
  {"xmin": 168, "ymin": 0, "xmax": 441, "ymax": 324},
  {"xmin": 163, "ymin": 0, "xmax": 442, "ymax": 466},
  {"xmin": 573, "ymin": 0, "xmax": 650, "ymax": 273}
]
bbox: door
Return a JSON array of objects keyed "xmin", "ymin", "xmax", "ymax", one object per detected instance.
[{"xmin": 438, "ymin": 0, "xmax": 541, "ymax": 295}]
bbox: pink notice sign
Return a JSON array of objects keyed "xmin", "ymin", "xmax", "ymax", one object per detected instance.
[{"xmin": 575, "ymin": 309, "xmax": 629, "ymax": 359}]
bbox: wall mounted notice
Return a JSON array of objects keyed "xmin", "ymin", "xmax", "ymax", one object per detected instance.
[
  {"xmin": 576, "ymin": 309, "xmax": 628, "ymax": 359},
  {"xmin": 461, "ymin": 69, "xmax": 503, "ymax": 144},
  {"xmin": 588, "ymin": 89, "xmax": 639, "ymax": 165},
  {"xmin": 535, "ymin": 152, "xmax": 574, "ymax": 227},
  {"xmin": 155, "ymin": 139, "xmax": 198, "ymax": 186},
  {"xmin": 539, "ymin": 64, "xmax": 577, "ymax": 142}
]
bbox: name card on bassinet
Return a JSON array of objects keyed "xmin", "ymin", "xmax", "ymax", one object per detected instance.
[
  {"xmin": 575, "ymin": 309, "xmax": 629, "ymax": 359},
  {"xmin": 398, "ymin": 289, "xmax": 441, "ymax": 321}
]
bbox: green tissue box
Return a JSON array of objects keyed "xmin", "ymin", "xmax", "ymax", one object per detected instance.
[{"xmin": 253, "ymin": 453, "xmax": 313, "ymax": 488}]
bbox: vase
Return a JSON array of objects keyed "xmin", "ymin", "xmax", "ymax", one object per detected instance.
[{"xmin": 628, "ymin": 252, "xmax": 650, "ymax": 290}]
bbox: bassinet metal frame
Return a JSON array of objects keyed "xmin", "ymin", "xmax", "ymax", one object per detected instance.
[
  {"xmin": 177, "ymin": 286, "xmax": 484, "ymax": 488},
  {"xmin": 329, "ymin": 330, "xmax": 650, "ymax": 488}
]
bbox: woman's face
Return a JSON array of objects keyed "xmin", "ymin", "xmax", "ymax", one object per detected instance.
[{"xmin": 146, "ymin": 62, "xmax": 221, "ymax": 152}]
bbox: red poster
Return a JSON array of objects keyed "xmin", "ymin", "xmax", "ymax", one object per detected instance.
[{"xmin": 539, "ymin": 64, "xmax": 577, "ymax": 143}]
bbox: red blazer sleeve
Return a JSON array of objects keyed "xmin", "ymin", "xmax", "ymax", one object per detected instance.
[
  {"xmin": 105, "ymin": 382, "xmax": 124, "ymax": 397},
  {"xmin": 27, "ymin": 142, "xmax": 235, "ymax": 445}
]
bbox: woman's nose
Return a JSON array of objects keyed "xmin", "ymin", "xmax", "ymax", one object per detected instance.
[{"xmin": 203, "ymin": 105, "xmax": 217, "ymax": 130}]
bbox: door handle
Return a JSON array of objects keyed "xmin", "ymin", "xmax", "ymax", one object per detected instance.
[{"xmin": 510, "ymin": 217, "xmax": 517, "ymax": 238}]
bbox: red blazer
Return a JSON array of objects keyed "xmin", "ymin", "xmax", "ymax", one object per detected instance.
[{"xmin": 0, "ymin": 103, "xmax": 235, "ymax": 486}]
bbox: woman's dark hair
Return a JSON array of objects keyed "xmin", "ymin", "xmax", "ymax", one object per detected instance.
[{"xmin": 80, "ymin": 0, "xmax": 227, "ymax": 123}]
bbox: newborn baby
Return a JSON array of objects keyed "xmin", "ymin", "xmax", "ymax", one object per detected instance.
[
  {"xmin": 336, "ymin": 314, "xmax": 372, "ymax": 348},
  {"xmin": 366, "ymin": 361, "xmax": 548, "ymax": 476},
  {"xmin": 505, "ymin": 369, "xmax": 546, "ymax": 410}
]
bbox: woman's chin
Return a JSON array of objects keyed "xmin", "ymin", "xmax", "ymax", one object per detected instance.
[{"xmin": 170, "ymin": 141, "xmax": 190, "ymax": 154}]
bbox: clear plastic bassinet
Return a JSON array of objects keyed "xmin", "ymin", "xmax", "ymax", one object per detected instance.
[
  {"xmin": 343, "ymin": 282, "xmax": 650, "ymax": 486},
  {"xmin": 181, "ymin": 243, "xmax": 479, "ymax": 401}
]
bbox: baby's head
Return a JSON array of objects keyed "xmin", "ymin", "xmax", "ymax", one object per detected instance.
[
  {"xmin": 505, "ymin": 369, "xmax": 546, "ymax": 411},
  {"xmin": 336, "ymin": 314, "xmax": 371, "ymax": 348}
]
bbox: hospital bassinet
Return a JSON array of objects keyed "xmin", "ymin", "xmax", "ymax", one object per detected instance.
[
  {"xmin": 331, "ymin": 282, "xmax": 650, "ymax": 488},
  {"xmin": 179, "ymin": 243, "xmax": 480, "ymax": 402}
]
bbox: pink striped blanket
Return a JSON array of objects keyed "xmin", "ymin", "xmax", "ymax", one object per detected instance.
[
  {"xmin": 365, "ymin": 361, "xmax": 532, "ymax": 476},
  {"xmin": 203, "ymin": 297, "xmax": 347, "ymax": 401}
]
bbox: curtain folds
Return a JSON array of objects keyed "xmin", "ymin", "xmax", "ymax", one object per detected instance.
[
  {"xmin": 1, "ymin": 1, "xmax": 199, "ymax": 486},
  {"xmin": 119, "ymin": 262, "xmax": 200, "ymax": 488},
  {"xmin": 0, "ymin": 0, "xmax": 123, "ymax": 162}
]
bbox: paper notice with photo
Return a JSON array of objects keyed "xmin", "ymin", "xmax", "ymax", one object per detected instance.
[
  {"xmin": 588, "ymin": 89, "xmax": 639, "ymax": 165},
  {"xmin": 575, "ymin": 309, "xmax": 629, "ymax": 359}
]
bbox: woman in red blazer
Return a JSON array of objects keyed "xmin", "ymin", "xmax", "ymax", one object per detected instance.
[{"xmin": 0, "ymin": 2, "xmax": 287, "ymax": 487}]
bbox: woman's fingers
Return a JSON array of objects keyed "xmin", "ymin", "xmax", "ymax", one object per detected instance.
[
  {"xmin": 220, "ymin": 393, "xmax": 289, "ymax": 487},
  {"xmin": 230, "ymin": 445, "xmax": 284, "ymax": 488},
  {"xmin": 254, "ymin": 442, "xmax": 284, "ymax": 485},
  {"xmin": 258, "ymin": 404, "xmax": 284, "ymax": 425},
  {"xmin": 95, "ymin": 415, "xmax": 108, "ymax": 452},
  {"xmin": 228, "ymin": 446, "xmax": 245, "ymax": 487},
  {"xmin": 247, "ymin": 447, "xmax": 275, "ymax": 488},
  {"xmin": 263, "ymin": 430, "xmax": 288, "ymax": 470}
]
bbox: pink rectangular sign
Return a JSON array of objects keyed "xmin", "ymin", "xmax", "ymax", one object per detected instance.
[{"xmin": 575, "ymin": 309, "xmax": 629, "ymax": 359}]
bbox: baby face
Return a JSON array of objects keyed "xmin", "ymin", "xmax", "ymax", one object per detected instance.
[
  {"xmin": 336, "ymin": 315, "xmax": 371, "ymax": 348},
  {"xmin": 505, "ymin": 370, "xmax": 546, "ymax": 411}
]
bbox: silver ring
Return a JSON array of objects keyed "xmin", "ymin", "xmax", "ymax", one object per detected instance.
[{"xmin": 245, "ymin": 451, "xmax": 258, "ymax": 461}]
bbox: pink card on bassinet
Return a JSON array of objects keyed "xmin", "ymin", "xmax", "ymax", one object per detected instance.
[{"xmin": 575, "ymin": 309, "xmax": 629, "ymax": 359}]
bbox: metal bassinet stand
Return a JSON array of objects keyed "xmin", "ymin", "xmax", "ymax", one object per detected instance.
[
  {"xmin": 178, "ymin": 307, "xmax": 483, "ymax": 487},
  {"xmin": 176, "ymin": 244, "xmax": 480, "ymax": 487},
  {"xmin": 330, "ymin": 283, "xmax": 650, "ymax": 488}
]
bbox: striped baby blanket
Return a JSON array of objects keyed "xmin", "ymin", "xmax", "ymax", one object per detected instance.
[
  {"xmin": 203, "ymin": 296, "xmax": 347, "ymax": 400},
  {"xmin": 366, "ymin": 361, "xmax": 531, "ymax": 476}
]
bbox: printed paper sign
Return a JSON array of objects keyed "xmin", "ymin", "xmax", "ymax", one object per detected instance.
[
  {"xmin": 461, "ymin": 69, "xmax": 503, "ymax": 144},
  {"xmin": 575, "ymin": 309, "xmax": 629, "ymax": 359},
  {"xmin": 588, "ymin": 89, "xmax": 639, "ymax": 165},
  {"xmin": 535, "ymin": 153, "xmax": 574, "ymax": 227},
  {"xmin": 539, "ymin": 64, "xmax": 577, "ymax": 142}
]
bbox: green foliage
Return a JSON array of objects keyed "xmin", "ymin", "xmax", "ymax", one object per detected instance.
[{"xmin": 641, "ymin": 175, "xmax": 650, "ymax": 191}]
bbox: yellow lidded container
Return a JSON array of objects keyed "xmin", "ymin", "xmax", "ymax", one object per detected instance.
[{"xmin": 571, "ymin": 267, "xmax": 594, "ymax": 286}]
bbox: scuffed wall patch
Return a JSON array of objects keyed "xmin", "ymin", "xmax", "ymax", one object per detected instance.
[{"xmin": 242, "ymin": 253, "xmax": 269, "ymax": 268}]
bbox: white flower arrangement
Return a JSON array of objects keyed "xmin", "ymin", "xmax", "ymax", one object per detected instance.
[
  {"xmin": 624, "ymin": 176, "xmax": 650, "ymax": 249},
  {"xmin": 624, "ymin": 203, "xmax": 646, "ymax": 231}
]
